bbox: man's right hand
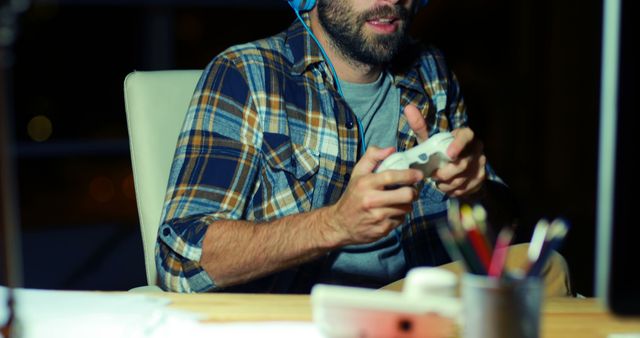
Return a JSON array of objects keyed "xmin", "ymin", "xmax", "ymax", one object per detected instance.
[{"xmin": 324, "ymin": 146, "xmax": 424, "ymax": 246}]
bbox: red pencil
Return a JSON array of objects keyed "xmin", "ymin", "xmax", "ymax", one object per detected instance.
[{"xmin": 461, "ymin": 205, "xmax": 492, "ymax": 271}]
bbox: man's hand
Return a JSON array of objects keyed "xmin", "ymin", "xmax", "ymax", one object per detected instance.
[
  {"xmin": 404, "ymin": 104, "xmax": 486, "ymax": 197},
  {"xmin": 325, "ymin": 146, "xmax": 423, "ymax": 246}
]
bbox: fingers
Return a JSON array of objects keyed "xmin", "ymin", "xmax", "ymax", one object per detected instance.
[
  {"xmin": 352, "ymin": 145, "xmax": 424, "ymax": 189},
  {"xmin": 432, "ymin": 127, "xmax": 487, "ymax": 196},
  {"xmin": 435, "ymin": 154, "xmax": 486, "ymax": 196},
  {"xmin": 363, "ymin": 204, "xmax": 414, "ymax": 238},
  {"xmin": 452, "ymin": 173, "xmax": 485, "ymax": 197},
  {"xmin": 352, "ymin": 146, "xmax": 396, "ymax": 177},
  {"xmin": 368, "ymin": 204, "xmax": 415, "ymax": 223},
  {"xmin": 447, "ymin": 127, "xmax": 475, "ymax": 160},
  {"xmin": 435, "ymin": 129, "xmax": 483, "ymax": 181},
  {"xmin": 434, "ymin": 153, "xmax": 485, "ymax": 182},
  {"xmin": 370, "ymin": 169, "xmax": 424, "ymax": 189},
  {"xmin": 404, "ymin": 105, "xmax": 429, "ymax": 143},
  {"xmin": 361, "ymin": 186, "xmax": 418, "ymax": 209},
  {"xmin": 332, "ymin": 171, "xmax": 417, "ymax": 245}
]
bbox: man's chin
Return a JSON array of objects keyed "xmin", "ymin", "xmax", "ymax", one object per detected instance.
[
  {"xmin": 364, "ymin": 40, "xmax": 405, "ymax": 60},
  {"xmin": 351, "ymin": 49, "xmax": 398, "ymax": 66}
]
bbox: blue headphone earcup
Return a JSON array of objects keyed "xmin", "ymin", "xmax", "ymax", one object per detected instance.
[{"xmin": 288, "ymin": 0, "xmax": 316, "ymax": 12}]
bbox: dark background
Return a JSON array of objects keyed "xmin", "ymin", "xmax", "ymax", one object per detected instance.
[{"xmin": 1, "ymin": 0, "xmax": 602, "ymax": 295}]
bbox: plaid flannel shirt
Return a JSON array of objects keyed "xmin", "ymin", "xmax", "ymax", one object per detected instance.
[{"xmin": 156, "ymin": 16, "xmax": 501, "ymax": 293}]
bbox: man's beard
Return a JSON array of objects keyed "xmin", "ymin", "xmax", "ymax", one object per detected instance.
[{"xmin": 317, "ymin": 0, "xmax": 412, "ymax": 66}]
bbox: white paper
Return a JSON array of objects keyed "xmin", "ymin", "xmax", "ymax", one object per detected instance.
[{"xmin": 0, "ymin": 286, "xmax": 322, "ymax": 338}]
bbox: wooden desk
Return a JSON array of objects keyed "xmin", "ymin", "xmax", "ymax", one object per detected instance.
[{"xmin": 160, "ymin": 293, "xmax": 640, "ymax": 337}]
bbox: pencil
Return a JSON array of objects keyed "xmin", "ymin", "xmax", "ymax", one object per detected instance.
[
  {"xmin": 488, "ymin": 226, "xmax": 514, "ymax": 278},
  {"xmin": 472, "ymin": 204, "xmax": 494, "ymax": 252},
  {"xmin": 461, "ymin": 204, "xmax": 492, "ymax": 271}
]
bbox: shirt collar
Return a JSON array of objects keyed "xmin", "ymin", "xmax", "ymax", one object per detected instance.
[{"xmin": 286, "ymin": 13, "xmax": 325, "ymax": 76}]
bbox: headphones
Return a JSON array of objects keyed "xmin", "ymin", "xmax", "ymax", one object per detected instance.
[
  {"xmin": 286, "ymin": 0, "xmax": 428, "ymax": 153},
  {"xmin": 288, "ymin": 0, "xmax": 430, "ymax": 12}
]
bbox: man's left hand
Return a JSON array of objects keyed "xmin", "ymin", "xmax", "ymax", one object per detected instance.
[{"xmin": 403, "ymin": 104, "xmax": 486, "ymax": 197}]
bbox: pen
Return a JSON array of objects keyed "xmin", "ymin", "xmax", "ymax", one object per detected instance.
[
  {"xmin": 527, "ymin": 218, "xmax": 569, "ymax": 277},
  {"xmin": 527, "ymin": 218, "xmax": 550, "ymax": 269}
]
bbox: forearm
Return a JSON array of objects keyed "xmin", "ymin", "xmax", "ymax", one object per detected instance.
[
  {"xmin": 196, "ymin": 148, "xmax": 423, "ymax": 290},
  {"xmin": 199, "ymin": 206, "xmax": 345, "ymax": 288}
]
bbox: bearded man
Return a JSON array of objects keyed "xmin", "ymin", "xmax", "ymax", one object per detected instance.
[{"xmin": 156, "ymin": 0, "xmax": 572, "ymax": 296}]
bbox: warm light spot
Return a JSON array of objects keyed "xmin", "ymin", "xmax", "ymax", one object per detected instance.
[
  {"xmin": 122, "ymin": 174, "xmax": 136, "ymax": 200},
  {"xmin": 89, "ymin": 176, "xmax": 115, "ymax": 203},
  {"xmin": 27, "ymin": 115, "xmax": 53, "ymax": 142}
]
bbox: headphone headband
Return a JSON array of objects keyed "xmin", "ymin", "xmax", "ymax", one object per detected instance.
[{"xmin": 288, "ymin": 0, "xmax": 429, "ymax": 12}]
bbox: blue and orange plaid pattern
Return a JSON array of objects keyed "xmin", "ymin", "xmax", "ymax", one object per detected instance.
[{"xmin": 156, "ymin": 15, "xmax": 502, "ymax": 293}]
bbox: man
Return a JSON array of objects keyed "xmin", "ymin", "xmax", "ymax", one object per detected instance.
[{"xmin": 156, "ymin": 0, "xmax": 570, "ymax": 295}]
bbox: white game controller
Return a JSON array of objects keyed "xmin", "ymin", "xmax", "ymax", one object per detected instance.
[{"xmin": 376, "ymin": 132, "xmax": 455, "ymax": 177}]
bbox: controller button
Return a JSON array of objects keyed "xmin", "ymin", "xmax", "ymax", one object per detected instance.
[{"xmin": 419, "ymin": 154, "xmax": 428, "ymax": 161}]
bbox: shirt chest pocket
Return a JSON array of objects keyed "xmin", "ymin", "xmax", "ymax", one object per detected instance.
[
  {"xmin": 262, "ymin": 133, "xmax": 319, "ymax": 179},
  {"xmin": 259, "ymin": 132, "xmax": 319, "ymax": 217}
]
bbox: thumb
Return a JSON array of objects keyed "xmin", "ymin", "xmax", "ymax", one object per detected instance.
[
  {"xmin": 448, "ymin": 128, "xmax": 474, "ymax": 160},
  {"xmin": 404, "ymin": 104, "xmax": 429, "ymax": 143},
  {"xmin": 352, "ymin": 146, "xmax": 395, "ymax": 177}
]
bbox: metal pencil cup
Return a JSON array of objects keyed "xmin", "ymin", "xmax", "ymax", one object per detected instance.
[{"xmin": 461, "ymin": 274, "xmax": 543, "ymax": 338}]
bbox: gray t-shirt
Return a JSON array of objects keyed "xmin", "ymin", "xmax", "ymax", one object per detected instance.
[
  {"xmin": 341, "ymin": 71, "xmax": 400, "ymax": 149},
  {"xmin": 319, "ymin": 72, "xmax": 406, "ymax": 288}
]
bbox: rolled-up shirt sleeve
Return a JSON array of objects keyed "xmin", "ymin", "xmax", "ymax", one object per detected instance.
[{"xmin": 156, "ymin": 55, "xmax": 262, "ymax": 292}]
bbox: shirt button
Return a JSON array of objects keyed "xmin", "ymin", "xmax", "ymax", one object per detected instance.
[
  {"xmin": 344, "ymin": 173, "xmax": 351, "ymax": 182},
  {"xmin": 162, "ymin": 228, "xmax": 170, "ymax": 237},
  {"xmin": 346, "ymin": 121, "xmax": 354, "ymax": 129}
]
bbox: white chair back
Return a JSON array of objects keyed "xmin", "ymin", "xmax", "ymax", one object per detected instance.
[{"xmin": 123, "ymin": 70, "xmax": 202, "ymax": 286}]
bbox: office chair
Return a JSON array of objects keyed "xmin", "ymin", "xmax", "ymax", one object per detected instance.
[{"xmin": 123, "ymin": 70, "xmax": 202, "ymax": 290}]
